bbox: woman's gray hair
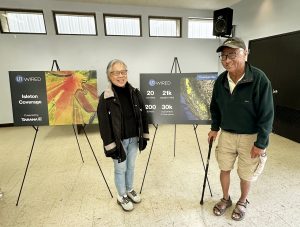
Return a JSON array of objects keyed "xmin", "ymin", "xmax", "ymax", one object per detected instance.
[{"xmin": 106, "ymin": 59, "xmax": 127, "ymax": 79}]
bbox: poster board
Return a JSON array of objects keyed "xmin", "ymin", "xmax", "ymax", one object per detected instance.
[
  {"xmin": 140, "ymin": 72, "xmax": 217, "ymax": 124},
  {"xmin": 9, "ymin": 70, "xmax": 98, "ymax": 126}
]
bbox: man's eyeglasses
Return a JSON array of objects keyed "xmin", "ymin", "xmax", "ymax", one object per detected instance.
[
  {"xmin": 219, "ymin": 50, "xmax": 240, "ymax": 61},
  {"xmin": 110, "ymin": 70, "xmax": 128, "ymax": 77}
]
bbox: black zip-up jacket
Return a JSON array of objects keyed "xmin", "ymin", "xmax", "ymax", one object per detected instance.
[
  {"xmin": 97, "ymin": 82, "xmax": 149, "ymax": 162},
  {"xmin": 210, "ymin": 62, "xmax": 274, "ymax": 149}
]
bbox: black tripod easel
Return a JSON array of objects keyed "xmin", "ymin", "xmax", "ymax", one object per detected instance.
[
  {"xmin": 139, "ymin": 123, "xmax": 158, "ymax": 193},
  {"xmin": 139, "ymin": 57, "xmax": 180, "ymax": 193},
  {"xmin": 171, "ymin": 57, "xmax": 181, "ymax": 158},
  {"xmin": 16, "ymin": 60, "xmax": 112, "ymax": 206},
  {"xmin": 140, "ymin": 57, "xmax": 213, "ymax": 198},
  {"xmin": 80, "ymin": 124, "xmax": 113, "ymax": 198}
]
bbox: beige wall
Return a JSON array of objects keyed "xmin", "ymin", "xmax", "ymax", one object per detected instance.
[{"xmin": 232, "ymin": 0, "xmax": 300, "ymax": 45}]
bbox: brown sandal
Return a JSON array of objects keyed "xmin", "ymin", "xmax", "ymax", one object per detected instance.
[
  {"xmin": 232, "ymin": 200, "xmax": 249, "ymax": 221},
  {"xmin": 213, "ymin": 196, "xmax": 232, "ymax": 216}
]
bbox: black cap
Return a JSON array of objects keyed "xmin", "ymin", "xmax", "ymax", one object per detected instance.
[{"xmin": 216, "ymin": 37, "xmax": 246, "ymax": 52}]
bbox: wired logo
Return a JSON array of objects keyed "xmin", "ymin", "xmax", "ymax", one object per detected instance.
[
  {"xmin": 149, "ymin": 79, "xmax": 171, "ymax": 86},
  {"xmin": 15, "ymin": 75, "xmax": 24, "ymax": 83},
  {"xmin": 15, "ymin": 75, "xmax": 42, "ymax": 83},
  {"xmin": 149, "ymin": 79, "xmax": 156, "ymax": 86}
]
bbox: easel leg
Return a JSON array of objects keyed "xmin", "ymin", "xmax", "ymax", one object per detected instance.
[
  {"xmin": 193, "ymin": 125, "xmax": 213, "ymax": 197},
  {"xmin": 82, "ymin": 126, "xmax": 113, "ymax": 198},
  {"xmin": 140, "ymin": 124, "xmax": 158, "ymax": 194},
  {"xmin": 72, "ymin": 124, "xmax": 84, "ymax": 163},
  {"xmin": 174, "ymin": 124, "xmax": 176, "ymax": 157},
  {"xmin": 16, "ymin": 126, "xmax": 39, "ymax": 206}
]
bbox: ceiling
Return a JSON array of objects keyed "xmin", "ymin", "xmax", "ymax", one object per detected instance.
[{"xmin": 52, "ymin": 0, "xmax": 243, "ymax": 10}]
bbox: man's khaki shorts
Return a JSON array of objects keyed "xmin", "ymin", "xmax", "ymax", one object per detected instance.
[{"xmin": 215, "ymin": 130, "xmax": 267, "ymax": 182}]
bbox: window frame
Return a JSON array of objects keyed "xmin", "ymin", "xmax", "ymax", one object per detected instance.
[
  {"xmin": 148, "ymin": 16, "xmax": 182, "ymax": 38},
  {"xmin": 53, "ymin": 11, "xmax": 98, "ymax": 36},
  {"xmin": 103, "ymin": 13, "xmax": 142, "ymax": 37},
  {"xmin": 0, "ymin": 8, "xmax": 47, "ymax": 35}
]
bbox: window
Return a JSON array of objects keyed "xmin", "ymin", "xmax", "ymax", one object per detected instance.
[
  {"xmin": 103, "ymin": 14, "xmax": 141, "ymax": 36},
  {"xmin": 53, "ymin": 11, "xmax": 97, "ymax": 35},
  {"xmin": 188, "ymin": 18, "xmax": 215, "ymax": 39},
  {"xmin": 149, "ymin": 16, "xmax": 181, "ymax": 38},
  {"xmin": 0, "ymin": 9, "xmax": 46, "ymax": 34}
]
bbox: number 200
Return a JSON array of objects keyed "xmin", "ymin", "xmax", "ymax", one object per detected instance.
[{"xmin": 145, "ymin": 104, "xmax": 156, "ymax": 110}]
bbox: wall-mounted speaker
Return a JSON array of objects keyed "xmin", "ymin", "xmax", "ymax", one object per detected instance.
[{"xmin": 213, "ymin": 7, "xmax": 233, "ymax": 37}]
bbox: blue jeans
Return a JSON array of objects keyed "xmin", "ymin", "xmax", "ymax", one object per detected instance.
[{"xmin": 113, "ymin": 137, "xmax": 138, "ymax": 196}]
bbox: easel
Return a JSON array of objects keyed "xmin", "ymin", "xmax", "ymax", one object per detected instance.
[
  {"xmin": 140, "ymin": 57, "xmax": 213, "ymax": 199},
  {"xmin": 171, "ymin": 57, "xmax": 181, "ymax": 158},
  {"xmin": 16, "ymin": 60, "xmax": 112, "ymax": 206}
]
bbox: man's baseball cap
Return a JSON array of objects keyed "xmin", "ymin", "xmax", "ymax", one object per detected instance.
[{"xmin": 216, "ymin": 37, "xmax": 246, "ymax": 52}]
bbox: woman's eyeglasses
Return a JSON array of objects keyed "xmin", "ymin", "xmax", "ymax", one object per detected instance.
[{"xmin": 110, "ymin": 70, "xmax": 128, "ymax": 77}]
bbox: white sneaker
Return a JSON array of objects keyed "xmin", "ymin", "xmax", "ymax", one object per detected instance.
[
  {"xmin": 117, "ymin": 195, "xmax": 134, "ymax": 211},
  {"xmin": 127, "ymin": 190, "xmax": 141, "ymax": 203}
]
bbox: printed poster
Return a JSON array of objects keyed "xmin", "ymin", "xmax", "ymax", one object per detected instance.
[
  {"xmin": 9, "ymin": 70, "xmax": 98, "ymax": 126},
  {"xmin": 140, "ymin": 73, "xmax": 217, "ymax": 124}
]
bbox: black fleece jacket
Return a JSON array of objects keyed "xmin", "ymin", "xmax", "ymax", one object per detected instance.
[
  {"xmin": 210, "ymin": 62, "xmax": 274, "ymax": 149},
  {"xmin": 97, "ymin": 82, "xmax": 149, "ymax": 162}
]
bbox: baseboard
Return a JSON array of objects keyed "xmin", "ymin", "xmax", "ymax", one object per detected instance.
[{"xmin": 0, "ymin": 123, "xmax": 14, "ymax": 127}]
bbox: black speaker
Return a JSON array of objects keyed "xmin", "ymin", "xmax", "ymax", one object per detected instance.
[{"xmin": 213, "ymin": 7, "xmax": 233, "ymax": 37}]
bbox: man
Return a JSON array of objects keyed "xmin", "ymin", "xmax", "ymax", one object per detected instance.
[{"xmin": 208, "ymin": 37, "xmax": 274, "ymax": 221}]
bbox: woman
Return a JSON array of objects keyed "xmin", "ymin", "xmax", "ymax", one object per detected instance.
[{"xmin": 97, "ymin": 59, "xmax": 149, "ymax": 211}]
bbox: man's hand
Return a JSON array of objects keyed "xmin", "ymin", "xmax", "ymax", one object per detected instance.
[
  {"xmin": 208, "ymin": 130, "xmax": 218, "ymax": 144},
  {"xmin": 251, "ymin": 145, "xmax": 265, "ymax": 158}
]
